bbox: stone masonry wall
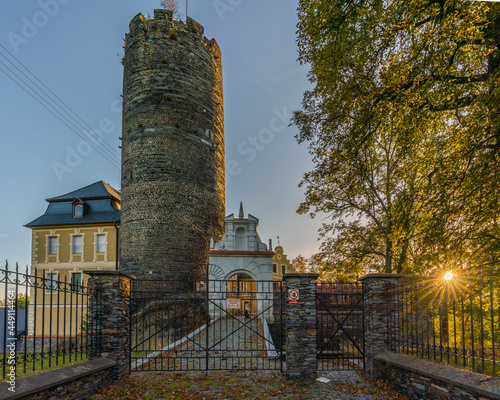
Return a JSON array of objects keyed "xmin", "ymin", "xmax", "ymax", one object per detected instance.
[
  {"xmin": 283, "ymin": 274, "xmax": 318, "ymax": 379},
  {"xmin": 359, "ymin": 274, "xmax": 402, "ymax": 376},
  {"xmin": 0, "ymin": 358, "xmax": 115, "ymax": 400},
  {"xmin": 120, "ymin": 9, "xmax": 225, "ymax": 283},
  {"xmin": 86, "ymin": 271, "xmax": 133, "ymax": 381},
  {"xmin": 375, "ymin": 352, "xmax": 500, "ymax": 400}
]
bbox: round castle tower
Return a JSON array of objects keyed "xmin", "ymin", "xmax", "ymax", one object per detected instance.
[{"xmin": 120, "ymin": 10, "xmax": 225, "ymax": 281}]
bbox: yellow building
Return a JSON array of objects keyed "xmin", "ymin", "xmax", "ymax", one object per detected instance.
[
  {"xmin": 272, "ymin": 245, "xmax": 295, "ymax": 280},
  {"xmin": 24, "ymin": 181, "xmax": 120, "ymax": 339}
]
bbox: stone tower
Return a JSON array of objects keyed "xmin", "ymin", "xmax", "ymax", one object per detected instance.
[{"xmin": 120, "ymin": 10, "xmax": 225, "ymax": 282}]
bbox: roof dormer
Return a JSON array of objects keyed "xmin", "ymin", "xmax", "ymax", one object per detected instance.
[{"xmin": 72, "ymin": 199, "xmax": 85, "ymax": 218}]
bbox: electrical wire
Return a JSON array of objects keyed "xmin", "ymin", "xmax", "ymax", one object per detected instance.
[
  {"xmin": 0, "ymin": 62, "xmax": 121, "ymax": 169},
  {"xmin": 0, "ymin": 44, "xmax": 121, "ymax": 169}
]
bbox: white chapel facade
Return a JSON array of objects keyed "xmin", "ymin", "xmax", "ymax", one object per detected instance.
[{"xmin": 208, "ymin": 203, "xmax": 274, "ymax": 282}]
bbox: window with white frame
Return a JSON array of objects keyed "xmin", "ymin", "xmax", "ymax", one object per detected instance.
[
  {"xmin": 71, "ymin": 272, "xmax": 82, "ymax": 293},
  {"xmin": 45, "ymin": 272, "xmax": 58, "ymax": 291},
  {"xmin": 73, "ymin": 204, "xmax": 83, "ymax": 218},
  {"xmin": 96, "ymin": 234, "xmax": 106, "ymax": 253},
  {"xmin": 72, "ymin": 235, "xmax": 82, "ymax": 254},
  {"xmin": 48, "ymin": 237, "xmax": 58, "ymax": 255}
]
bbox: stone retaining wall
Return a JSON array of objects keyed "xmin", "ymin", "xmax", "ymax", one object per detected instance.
[
  {"xmin": 375, "ymin": 352, "xmax": 500, "ymax": 400},
  {"xmin": 0, "ymin": 358, "xmax": 115, "ymax": 400}
]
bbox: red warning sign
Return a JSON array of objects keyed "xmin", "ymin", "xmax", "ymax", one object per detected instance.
[{"xmin": 288, "ymin": 289, "xmax": 299, "ymax": 304}]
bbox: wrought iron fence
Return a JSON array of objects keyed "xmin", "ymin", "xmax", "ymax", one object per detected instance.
[
  {"xmin": 389, "ymin": 257, "xmax": 500, "ymax": 377},
  {"xmin": 129, "ymin": 278, "xmax": 286, "ymax": 371},
  {"xmin": 0, "ymin": 263, "xmax": 89, "ymax": 380},
  {"xmin": 316, "ymin": 282, "xmax": 365, "ymax": 371}
]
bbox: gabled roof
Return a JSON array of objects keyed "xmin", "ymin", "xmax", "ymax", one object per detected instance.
[
  {"xmin": 25, "ymin": 181, "xmax": 121, "ymax": 228},
  {"xmin": 46, "ymin": 181, "xmax": 120, "ymax": 202}
]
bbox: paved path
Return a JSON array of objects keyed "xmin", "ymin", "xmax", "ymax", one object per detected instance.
[{"xmin": 135, "ymin": 316, "xmax": 282, "ymax": 371}]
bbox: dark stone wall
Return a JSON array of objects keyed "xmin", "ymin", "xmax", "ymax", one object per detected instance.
[
  {"xmin": 283, "ymin": 274, "xmax": 318, "ymax": 379},
  {"xmin": 120, "ymin": 9, "xmax": 225, "ymax": 282},
  {"xmin": 359, "ymin": 273, "xmax": 402, "ymax": 376},
  {"xmin": 86, "ymin": 271, "xmax": 134, "ymax": 381},
  {"xmin": 375, "ymin": 352, "xmax": 500, "ymax": 400},
  {"xmin": 0, "ymin": 358, "xmax": 115, "ymax": 400}
]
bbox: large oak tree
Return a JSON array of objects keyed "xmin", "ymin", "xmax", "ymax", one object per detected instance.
[{"xmin": 294, "ymin": 0, "xmax": 500, "ymax": 275}]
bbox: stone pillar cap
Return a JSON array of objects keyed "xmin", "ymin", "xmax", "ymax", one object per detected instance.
[
  {"xmin": 83, "ymin": 270, "xmax": 137, "ymax": 280},
  {"xmin": 358, "ymin": 273, "xmax": 404, "ymax": 281}
]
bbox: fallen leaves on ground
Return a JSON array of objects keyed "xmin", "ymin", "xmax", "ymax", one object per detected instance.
[{"xmin": 91, "ymin": 370, "xmax": 410, "ymax": 400}]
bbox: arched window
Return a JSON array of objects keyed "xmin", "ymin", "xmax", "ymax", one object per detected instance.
[
  {"xmin": 234, "ymin": 227, "xmax": 247, "ymax": 251},
  {"xmin": 74, "ymin": 204, "xmax": 83, "ymax": 218}
]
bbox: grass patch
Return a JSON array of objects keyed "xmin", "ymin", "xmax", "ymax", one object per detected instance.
[{"xmin": 169, "ymin": 29, "xmax": 177, "ymax": 40}]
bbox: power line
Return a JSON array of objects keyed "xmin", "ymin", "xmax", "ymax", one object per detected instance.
[
  {"xmin": 0, "ymin": 62, "xmax": 121, "ymax": 169},
  {"xmin": 0, "ymin": 60, "xmax": 120, "ymax": 168},
  {"xmin": 0, "ymin": 45, "xmax": 121, "ymax": 160},
  {"xmin": 0, "ymin": 44, "xmax": 121, "ymax": 159},
  {"xmin": 0, "ymin": 44, "xmax": 121, "ymax": 168}
]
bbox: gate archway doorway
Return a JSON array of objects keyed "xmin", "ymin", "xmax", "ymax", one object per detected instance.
[{"xmin": 225, "ymin": 273, "xmax": 256, "ymax": 316}]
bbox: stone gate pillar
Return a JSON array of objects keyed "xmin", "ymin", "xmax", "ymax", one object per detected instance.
[
  {"xmin": 359, "ymin": 273, "xmax": 402, "ymax": 377},
  {"xmin": 85, "ymin": 270, "xmax": 136, "ymax": 380},
  {"xmin": 283, "ymin": 273, "xmax": 319, "ymax": 379}
]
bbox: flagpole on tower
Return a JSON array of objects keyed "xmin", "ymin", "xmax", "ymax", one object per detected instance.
[{"xmin": 186, "ymin": 0, "xmax": 188, "ymax": 21}]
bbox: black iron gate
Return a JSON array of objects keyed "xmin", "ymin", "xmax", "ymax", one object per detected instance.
[
  {"xmin": 316, "ymin": 282, "xmax": 365, "ymax": 370},
  {"xmin": 129, "ymin": 277, "xmax": 286, "ymax": 372}
]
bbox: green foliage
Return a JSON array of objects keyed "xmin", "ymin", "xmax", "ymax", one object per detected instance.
[
  {"xmin": 0, "ymin": 293, "xmax": 30, "ymax": 308},
  {"xmin": 161, "ymin": 58, "xmax": 168, "ymax": 64},
  {"xmin": 16, "ymin": 293, "xmax": 29, "ymax": 308},
  {"xmin": 400, "ymin": 270, "xmax": 500, "ymax": 377},
  {"xmin": 169, "ymin": 29, "xmax": 178, "ymax": 40},
  {"xmin": 294, "ymin": 0, "xmax": 500, "ymax": 275}
]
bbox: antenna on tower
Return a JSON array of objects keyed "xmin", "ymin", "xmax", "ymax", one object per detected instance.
[{"xmin": 186, "ymin": 0, "xmax": 188, "ymax": 21}]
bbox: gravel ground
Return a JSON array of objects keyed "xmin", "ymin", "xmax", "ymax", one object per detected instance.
[{"xmin": 92, "ymin": 369, "xmax": 410, "ymax": 399}]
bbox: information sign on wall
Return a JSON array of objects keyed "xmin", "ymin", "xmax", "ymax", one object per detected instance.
[
  {"xmin": 226, "ymin": 299, "xmax": 241, "ymax": 309},
  {"xmin": 288, "ymin": 289, "xmax": 299, "ymax": 304}
]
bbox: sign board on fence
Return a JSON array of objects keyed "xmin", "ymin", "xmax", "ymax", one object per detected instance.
[
  {"xmin": 226, "ymin": 299, "xmax": 241, "ymax": 309},
  {"xmin": 288, "ymin": 289, "xmax": 299, "ymax": 304}
]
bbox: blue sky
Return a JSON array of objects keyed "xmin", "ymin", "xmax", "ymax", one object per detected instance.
[{"xmin": 0, "ymin": 0, "xmax": 322, "ymax": 268}]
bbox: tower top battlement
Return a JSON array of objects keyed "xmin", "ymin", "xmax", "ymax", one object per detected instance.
[{"xmin": 127, "ymin": 10, "xmax": 220, "ymax": 58}]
